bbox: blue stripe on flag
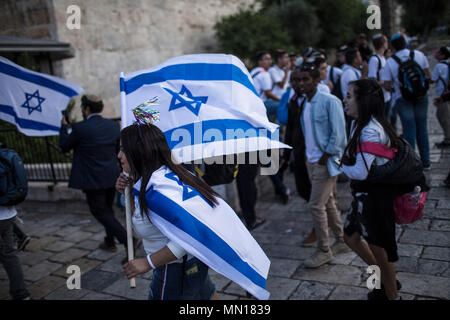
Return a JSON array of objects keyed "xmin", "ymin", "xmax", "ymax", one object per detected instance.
[
  {"xmin": 123, "ymin": 63, "xmax": 258, "ymax": 97},
  {"xmin": 163, "ymin": 119, "xmax": 277, "ymax": 149},
  {"xmin": 0, "ymin": 104, "xmax": 60, "ymax": 132},
  {"xmin": 145, "ymin": 187, "xmax": 267, "ymax": 289},
  {"xmin": 0, "ymin": 61, "xmax": 79, "ymax": 98}
]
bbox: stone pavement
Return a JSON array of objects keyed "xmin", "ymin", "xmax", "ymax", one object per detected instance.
[{"xmin": 1, "ymin": 101, "xmax": 449, "ymax": 301}]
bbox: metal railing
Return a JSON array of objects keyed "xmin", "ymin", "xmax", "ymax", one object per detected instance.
[{"xmin": 0, "ymin": 127, "xmax": 72, "ymax": 184}]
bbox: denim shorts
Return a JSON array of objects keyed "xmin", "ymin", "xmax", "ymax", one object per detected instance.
[{"xmin": 148, "ymin": 257, "xmax": 216, "ymax": 300}]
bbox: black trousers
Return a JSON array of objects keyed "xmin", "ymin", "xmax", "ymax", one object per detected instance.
[
  {"xmin": 84, "ymin": 188, "xmax": 127, "ymax": 246},
  {"xmin": 293, "ymin": 155, "xmax": 312, "ymax": 202},
  {"xmin": 236, "ymin": 163, "xmax": 259, "ymax": 227}
]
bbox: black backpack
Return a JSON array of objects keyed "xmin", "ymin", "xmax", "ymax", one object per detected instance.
[
  {"xmin": 372, "ymin": 54, "xmax": 382, "ymax": 81},
  {"xmin": 392, "ymin": 50, "xmax": 429, "ymax": 102},
  {"xmin": 0, "ymin": 148, "xmax": 28, "ymax": 206},
  {"xmin": 194, "ymin": 156, "xmax": 239, "ymax": 187},
  {"xmin": 330, "ymin": 66, "xmax": 343, "ymax": 100}
]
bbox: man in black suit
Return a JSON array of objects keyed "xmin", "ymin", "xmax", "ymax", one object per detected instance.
[{"xmin": 59, "ymin": 95, "xmax": 127, "ymax": 253}]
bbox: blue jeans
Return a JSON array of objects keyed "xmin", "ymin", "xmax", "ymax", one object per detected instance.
[{"xmin": 395, "ymin": 96, "xmax": 430, "ymax": 167}]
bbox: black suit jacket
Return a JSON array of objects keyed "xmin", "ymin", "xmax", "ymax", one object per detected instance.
[
  {"xmin": 283, "ymin": 94, "xmax": 307, "ymax": 162},
  {"xmin": 59, "ymin": 114, "xmax": 121, "ymax": 190}
]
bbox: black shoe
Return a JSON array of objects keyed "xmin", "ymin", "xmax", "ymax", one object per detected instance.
[
  {"xmin": 367, "ymin": 280, "xmax": 402, "ymax": 300},
  {"xmin": 17, "ymin": 236, "xmax": 31, "ymax": 251},
  {"xmin": 436, "ymin": 141, "xmax": 450, "ymax": 148},
  {"xmin": 247, "ymin": 218, "xmax": 266, "ymax": 231},
  {"xmin": 99, "ymin": 238, "xmax": 118, "ymax": 252}
]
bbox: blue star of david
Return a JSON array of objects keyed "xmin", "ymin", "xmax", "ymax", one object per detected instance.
[
  {"xmin": 165, "ymin": 172, "xmax": 201, "ymax": 201},
  {"xmin": 21, "ymin": 90, "xmax": 45, "ymax": 115},
  {"xmin": 164, "ymin": 85, "xmax": 208, "ymax": 116}
]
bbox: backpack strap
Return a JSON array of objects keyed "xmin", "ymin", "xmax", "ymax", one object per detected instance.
[
  {"xmin": 372, "ymin": 54, "xmax": 382, "ymax": 81},
  {"xmin": 437, "ymin": 61, "xmax": 449, "ymax": 88},
  {"xmin": 330, "ymin": 66, "xmax": 335, "ymax": 86},
  {"xmin": 356, "ymin": 142, "xmax": 397, "ymax": 159}
]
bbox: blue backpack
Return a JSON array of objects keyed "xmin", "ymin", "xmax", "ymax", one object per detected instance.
[{"xmin": 0, "ymin": 148, "xmax": 28, "ymax": 206}]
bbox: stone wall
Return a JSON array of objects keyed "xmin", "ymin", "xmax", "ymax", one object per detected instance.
[
  {"xmin": 51, "ymin": 0, "xmax": 252, "ymax": 119},
  {"xmin": 0, "ymin": 0, "xmax": 57, "ymax": 40}
]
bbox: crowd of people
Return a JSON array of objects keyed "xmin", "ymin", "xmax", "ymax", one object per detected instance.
[{"xmin": 1, "ymin": 31, "xmax": 449, "ymax": 301}]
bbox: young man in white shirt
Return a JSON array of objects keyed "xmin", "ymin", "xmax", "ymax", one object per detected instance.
[
  {"xmin": 381, "ymin": 34, "xmax": 432, "ymax": 169},
  {"xmin": 267, "ymin": 50, "xmax": 291, "ymax": 117},
  {"xmin": 431, "ymin": 46, "xmax": 450, "ymax": 147},
  {"xmin": 290, "ymin": 62, "xmax": 350, "ymax": 268},
  {"xmin": 250, "ymin": 51, "xmax": 281, "ymax": 120},
  {"xmin": 368, "ymin": 34, "xmax": 396, "ymax": 129}
]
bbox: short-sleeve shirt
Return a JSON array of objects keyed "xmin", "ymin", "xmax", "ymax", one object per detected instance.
[
  {"xmin": 432, "ymin": 61, "xmax": 449, "ymax": 97},
  {"xmin": 250, "ymin": 67, "xmax": 273, "ymax": 102},
  {"xmin": 368, "ymin": 54, "xmax": 391, "ymax": 102},
  {"xmin": 268, "ymin": 65, "xmax": 289, "ymax": 99},
  {"xmin": 340, "ymin": 66, "xmax": 362, "ymax": 99},
  {"xmin": 380, "ymin": 49, "xmax": 430, "ymax": 103}
]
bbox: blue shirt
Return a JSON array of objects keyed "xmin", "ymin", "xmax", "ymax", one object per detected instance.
[{"xmin": 300, "ymin": 90, "xmax": 347, "ymax": 176}]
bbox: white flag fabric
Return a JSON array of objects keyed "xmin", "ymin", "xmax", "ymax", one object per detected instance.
[
  {"xmin": 132, "ymin": 166, "xmax": 271, "ymax": 300},
  {"xmin": 120, "ymin": 53, "xmax": 290, "ymax": 163},
  {"xmin": 0, "ymin": 56, "xmax": 83, "ymax": 136}
]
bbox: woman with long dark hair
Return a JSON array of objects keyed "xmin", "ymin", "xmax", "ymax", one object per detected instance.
[
  {"xmin": 340, "ymin": 79, "xmax": 405, "ymax": 300},
  {"xmin": 115, "ymin": 111, "xmax": 271, "ymax": 300},
  {"xmin": 116, "ymin": 123, "xmax": 220, "ymax": 300}
]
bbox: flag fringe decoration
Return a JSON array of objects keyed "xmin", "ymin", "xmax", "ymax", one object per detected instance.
[{"xmin": 132, "ymin": 97, "xmax": 160, "ymax": 125}]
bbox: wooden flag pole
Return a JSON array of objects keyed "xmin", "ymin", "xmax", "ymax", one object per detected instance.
[{"xmin": 120, "ymin": 72, "xmax": 135, "ymax": 288}]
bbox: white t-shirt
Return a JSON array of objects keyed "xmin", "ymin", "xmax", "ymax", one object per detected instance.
[
  {"xmin": 368, "ymin": 53, "xmax": 391, "ymax": 102},
  {"xmin": 327, "ymin": 65, "xmax": 343, "ymax": 85},
  {"xmin": 341, "ymin": 66, "xmax": 362, "ymax": 99},
  {"xmin": 250, "ymin": 67, "xmax": 273, "ymax": 102},
  {"xmin": 381, "ymin": 49, "xmax": 430, "ymax": 103},
  {"xmin": 0, "ymin": 206, "xmax": 17, "ymax": 221},
  {"xmin": 132, "ymin": 198, "xmax": 189, "ymax": 264},
  {"xmin": 301, "ymin": 97, "xmax": 323, "ymax": 163},
  {"xmin": 342, "ymin": 118, "xmax": 390, "ymax": 180},
  {"xmin": 318, "ymin": 83, "xmax": 331, "ymax": 94},
  {"xmin": 268, "ymin": 65, "xmax": 289, "ymax": 99},
  {"xmin": 432, "ymin": 60, "xmax": 449, "ymax": 97}
]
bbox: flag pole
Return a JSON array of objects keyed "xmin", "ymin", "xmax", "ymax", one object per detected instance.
[{"xmin": 120, "ymin": 72, "xmax": 136, "ymax": 288}]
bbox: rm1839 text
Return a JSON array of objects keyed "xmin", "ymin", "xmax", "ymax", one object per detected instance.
[{"xmin": 223, "ymin": 304, "xmax": 270, "ymax": 315}]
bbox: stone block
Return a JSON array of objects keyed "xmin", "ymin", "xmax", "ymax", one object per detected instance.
[
  {"xmin": 208, "ymin": 269, "xmax": 231, "ymax": 292},
  {"xmin": 18, "ymin": 250, "xmax": 53, "ymax": 266},
  {"xmin": 52, "ymin": 257, "xmax": 102, "ymax": 278},
  {"xmin": 397, "ymin": 272, "xmax": 450, "ymax": 299},
  {"xmin": 44, "ymin": 286, "xmax": 90, "ymax": 300},
  {"xmin": 45, "ymin": 240, "xmax": 75, "ymax": 252},
  {"xmin": 24, "ymin": 236, "xmax": 59, "ymax": 252},
  {"xmin": 328, "ymin": 285, "xmax": 369, "ymax": 300},
  {"xmin": 24, "ymin": 260, "xmax": 63, "ymax": 282},
  {"xmin": 268, "ymin": 258, "xmax": 303, "ymax": 278},
  {"xmin": 292, "ymin": 264, "xmax": 364, "ymax": 287},
  {"xmin": 80, "ymin": 270, "xmax": 122, "ymax": 292},
  {"xmin": 102, "ymin": 277, "xmax": 151, "ymax": 300},
  {"xmin": 289, "ymin": 281, "xmax": 334, "ymax": 300},
  {"xmin": 430, "ymin": 220, "xmax": 450, "ymax": 232},
  {"xmin": 397, "ymin": 243, "xmax": 423, "ymax": 258},
  {"xmin": 399, "ymin": 229, "xmax": 450, "ymax": 247},
  {"xmin": 48, "ymin": 248, "xmax": 89, "ymax": 264},
  {"xmin": 63, "ymin": 231, "xmax": 93, "ymax": 243},
  {"xmin": 87, "ymin": 247, "xmax": 124, "ymax": 261},
  {"xmin": 74, "ymin": 239, "xmax": 99, "ymax": 251},
  {"xmin": 262, "ymin": 244, "xmax": 315, "ymax": 261},
  {"xmin": 27, "ymin": 275, "xmax": 66, "ymax": 300},
  {"xmin": 422, "ymin": 246, "xmax": 450, "ymax": 261}
]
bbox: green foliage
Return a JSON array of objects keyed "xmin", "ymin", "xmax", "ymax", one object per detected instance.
[
  {"xmin": 214, "ymin": 0, "xmax": 369, "ymax": 65},
  {"xmin": 397, "ymin": 0, "xmax": 449, "ymax": 40},
  {"xmin": 214, "ymin": 9, "xmax": 291, "ymax": 64}
]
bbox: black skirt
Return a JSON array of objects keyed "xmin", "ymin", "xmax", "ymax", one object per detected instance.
[{"xmin": 344, "ymin": 191, "xmax": 399, "ymax": 263}]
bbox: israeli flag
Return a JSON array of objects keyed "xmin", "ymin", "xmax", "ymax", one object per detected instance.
[
  {"xmin": 120, "ymin": 54, "xmax": 290, "ymax": 163},
  {"xmin": 0, "ymin": 56, "xmax": 83, "ymax": 136},
  {"xmin": 133, "ymin": 166, "xmax": 271, "ymax": 300}
]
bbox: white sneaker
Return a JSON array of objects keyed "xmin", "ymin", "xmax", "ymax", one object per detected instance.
[
  {"xmin": 331, "ymin": 241, "xmax": 352, "ymax": 255},
  {"xmin": 304, "ymin": 249, "xmax": 333, "ymax": 268}
]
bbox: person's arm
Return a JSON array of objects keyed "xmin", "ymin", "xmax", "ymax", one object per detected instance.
[
  {"xmin": 322, "ymin": 98, "xmax": 347, "ymax": 158},
  {"xmin": 341, "ymin": 127, "xmax": 381, "ymax": 180},
  {"xmin": 264, "ymin": 90, "xmax": 280, "ymax": 102},
  {"xmin": 123, "ymin": 245, "xmax": 180, "ymax": 279},
  {"xmin": 59, "ymin": 121, "xmax": 78, "ymax": 153}
]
